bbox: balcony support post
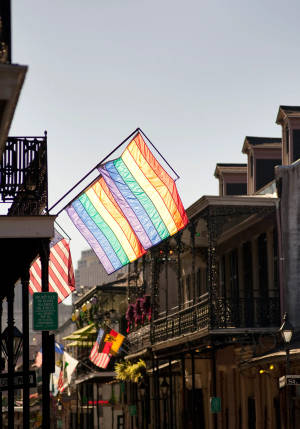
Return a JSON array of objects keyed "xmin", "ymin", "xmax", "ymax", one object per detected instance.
[
  {"xmin": 164, "ymin": 242, "xmax": 169, "ymax": 316},
  {"xmin": 22, "ymin": 267, "xmax": 30, "ymax": 429},
  {"xmin": 189, "ymin": 222, "xmax": 197, "ymax": 304},
  {"xmin": 151, "ymin": 250, "xmax": 160, "ymax": 320},
  {"xmin": 7, "ymin": 285, "xmax": 14, "ymax": 429},
  {"xmin": 206, "ymin": 208, "xmax": 219, "ymax": 329},
  {"xmin": 176, "ymin": 232, "xmax": 183, "ymax": 310},
  {"xmin": 181, "ymin": 354, "xmax": 186, "ymax": 428},
  {"xmin": 191, "ymin": 350, "xmax": 196, "ymax": 428},
  {"xmin": 40, "ymin": 238, "xmax": 50, "ymax": 429},
  {"xmin": 168, "ymin": 359, "xmax": 174, "ymax": 429},
  {"xmin": 152, "ymin": 356, "xmax": 161, "ymax": 429}
]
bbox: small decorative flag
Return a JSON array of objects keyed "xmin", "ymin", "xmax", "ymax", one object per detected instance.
[
  {"xmin": 103, "ymin": 329, "xmax": 124, "ymax": 356},
  {"xmin": 50, "ymin": 365, "xmax": 61, "ymax": 396},
  {"xmin": 57, "ymin": 366, "xmax": 66, "ymax": 393},
  {"xmin": 55, "ymin": 342, "xmax": 64, "ymax": 355},
  {"xmin": 29, "ymin": 230, "xmax": 75, "ymax": 303},
  {"xmin": 63, "ymin": 351, "xmax": 79, "ymax": 384},
  {"xmin": 89, "ymin": 328, "xmax": 112, "ymax": 369}
]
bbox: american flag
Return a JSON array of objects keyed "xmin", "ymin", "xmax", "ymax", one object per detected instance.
[
  {"xmin": 89, "ymin": 328, "xmax": 112, "ymax": 369},
  {"xmin": 29, "ymin": 231, "xmax": 75, "ymax": 303},
  {"xmin": 57, "ymin": 367, "xmax": 66, "ymax": 393}
]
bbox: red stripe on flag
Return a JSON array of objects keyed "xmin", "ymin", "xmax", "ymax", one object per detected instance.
[{"xmin": 29, "ymin": 238, "xmax": 75, "ymax": 303}]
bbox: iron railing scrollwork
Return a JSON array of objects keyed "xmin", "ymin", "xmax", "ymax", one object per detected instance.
[
  {"xmin": 128, "ymin": 292, "xmax": 280, "ymax": 353},
  {"xmin": 150, "ymin": 294, "xmax": 209, "ymax": 344},
  {"xmin": 0, "ymin": 135, "xmax": 48, "ymax": 215}
]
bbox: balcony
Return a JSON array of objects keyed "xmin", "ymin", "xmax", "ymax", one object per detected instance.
[
  {"xmin": 0, "ymin": 135, "xmax": 48, "ymax": 215},
  {"xmin": 0, "ymin": 134, "xmax": 55, "ymax": 292},
  {"xmin": 128, "ymin": 292, "xmax": 280, "ymax": 354}
]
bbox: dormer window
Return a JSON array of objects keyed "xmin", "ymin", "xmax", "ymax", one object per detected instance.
[
  {"xmin": 214, "ymin": 164, "xmax": 247, "ymax": 196},
  {"xmin": 242, "ymin": 137, "xmax": 282, "ymax": 194},
  {"xmin": 276, "ymin": 106, "xmax": 300, "ymax": 165},
  {"xmin": 293, "ymin": 129, "xmax": 300, "ymax": 162}
]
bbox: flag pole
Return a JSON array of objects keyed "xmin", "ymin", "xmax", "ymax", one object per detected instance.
[
  {"xmin": 50, "ymin": 126, "xmax": 181, "ymax": 216},
  {"xmin": 48, "ymin": 128, "xmax": 140, "ymax": 214},
  {"xmin": 54, "ymin": 220, "xmax": 72, "ymax": 241}
]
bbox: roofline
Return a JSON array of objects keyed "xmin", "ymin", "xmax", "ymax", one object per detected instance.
[
  {"xmin": 276, "ymin": 105, "xmax": 300, "ymax": 124},
  {"xmin": 242, "ymin": 136, "xmax": 282, "ymax": 154},
  {"xmin": 214, "ymin": 164, "xmax": 247, "ymax": 178},
  {"xmin": 187, "ymin": 195, "xmax": 278, "ymax": 220}
]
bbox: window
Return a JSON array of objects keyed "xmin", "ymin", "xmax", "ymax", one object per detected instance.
[
  {"xmin": 219, "ymin": 256, "xmax": 226, "ymax": 297},
  {"xmin": 186, "ymin": 275, "xmax": 191, "ymax": 303},
  {"xmin": 293, "ymin": 129, "xmax": 300, "ymax": 162},
  {"xmin": 226, "ymin": 183, "xmax": 247, "ymax": 195},
  {"xmin": 286, "ymin": 126, "xmax": 289, "ymax": 154},
  {"xmin": 196, "ymin": 268, "xmax": 201, "ymax": 298},
  {"xmin": 258, "ymin": 233, "xmax": 268, "ymax": 298},
  {"xmin": 255, "ymin": 159, "xmax": 281, "ymax": 191},
  {"xmin": 243, "ymin": 241, "xmax": 254, "ymax": 326},
  {"xmin": 229, "ymin": 249, "xmax": 239, "ymax": 298},
  {"xmin": 243, "ymin": 242, "xmax": 253, "ymax": 298},
  {"xmin": 273, "ymin": 229, "xmax": 278, "ymax": 291}
]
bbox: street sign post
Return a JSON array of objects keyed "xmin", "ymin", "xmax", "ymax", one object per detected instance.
[
  {"xmin": 0, "ymin": 371, "xmax": 36, "ymax": 391},
  {"xmin": 33, "ymin": 292, "xmax": 58, "ymax": 331},
  {"xmin": 279, "ymin": 374, "xmax": 300, "ymax": 388}
]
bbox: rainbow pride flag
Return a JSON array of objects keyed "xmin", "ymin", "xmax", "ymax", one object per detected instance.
[
  {"xmin": 66, "ymin": 176, "xmax": 145, "ymax": 274},
  {"xmin": 99, "ymin": 133, "xmax": 188, "ymax": 250},
  {"xmin": 66, "ymin": 131, "xmax": 188, "ymax": 274}
]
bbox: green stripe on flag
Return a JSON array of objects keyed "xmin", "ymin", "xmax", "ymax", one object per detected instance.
[
  {"xmin": 79, "ymin": 193, "xmax": 130, "ymax": 266},
  {"xmin": 114, "ymin": 158, "xmax": 169, "ymax": 240}
]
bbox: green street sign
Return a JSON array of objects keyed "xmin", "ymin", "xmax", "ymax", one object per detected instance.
[
  {"xmin": 129, "ymin": 405, "xmax": 137, "ymax": 416},
  {"xmin": 210, "ymin": 396, "xmax": 221, "ymax": 413},
  {"xmin": 33, "ymin": 292, "xmax": 58, "ymax": 331}
]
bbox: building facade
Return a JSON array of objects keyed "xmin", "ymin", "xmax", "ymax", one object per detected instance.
[{"xmin": 120, "ymin": 105, "xmax": 300, "ymax": 429}]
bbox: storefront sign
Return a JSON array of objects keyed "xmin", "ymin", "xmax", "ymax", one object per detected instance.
[
  {"xmin": 33, "ymin": 292, "xmax": 58, "ymax": 331},
  {"xmin": 210, "ymin": 396, "xmax": 221, "ymax": 413}
]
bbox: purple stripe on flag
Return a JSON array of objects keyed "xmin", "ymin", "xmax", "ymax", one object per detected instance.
[
  {"xmin": 99, "ymin": 165, "xmax": 152, "ymax": 249},
  {"xmin": 66, "ymin": 205, "xmax": 115, "ymax": 274}
]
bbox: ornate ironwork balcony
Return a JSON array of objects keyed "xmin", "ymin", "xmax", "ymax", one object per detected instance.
[
  {"xmin": 151, "ymin": 293, "xmax": 209, "ymax": 344},
  {"xmin": 127, "ymin": 324, "xmax": 151, "ymax": 354},
  {"xmin": 128, "ymin": 292, "xmax": 280, "ymax": 353},
  {"xmin": 211, "ymin": 294, "xmax": 280, "ymax": 329},
  {"xmin": 0, "ymin": 135, "xmax": 48, "ymax": 215}
]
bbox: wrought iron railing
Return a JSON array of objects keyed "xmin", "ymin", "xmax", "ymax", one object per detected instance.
[
  {"xmin": 211, "ymin": 294, "xmax": 280, "ymax": 329},
  {"xmin": 127, "ymin": 324, "xmax": 151, "ymax": 353},
  {"xmin": 0, "ymin": 135, "xmax": 48, "ymax": 215},
  {"xmin": 151, "ymin": 294, "xmax": 209, "ymax": 344},
  {"xmin": 128, "ymin": 292, "xmax": 280, "ymax": 352}
]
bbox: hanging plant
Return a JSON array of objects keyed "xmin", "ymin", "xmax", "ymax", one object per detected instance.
[
  {"xmin": 115, "ymin": 359, "xmax": 146, "ymax": 383},
  {"xmin": 141, "ymin": 295, "xmax": 151, "ymax": 322},
  {"xmin": 125, "ymin": 304, "xmax": 135, "ymax": 333},
  {"xmin": 134, "ymin": 298, "xmax": 143, "ymax": 327}
]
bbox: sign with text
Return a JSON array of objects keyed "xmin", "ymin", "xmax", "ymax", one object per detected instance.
[
  {"xmin": 33, "ymin": 292, "xmax": 58, "ymax": 331},
  {"xmin": 0, "ymin": 371, "xmax": 36, "ymax": 391},
  {"xmin": 279, "ymin": 375, "xmax": 300, "ymax": 388}
]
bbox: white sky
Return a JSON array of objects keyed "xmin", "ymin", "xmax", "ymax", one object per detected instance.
[{"xmin": 9, "ymin": 0, "xmax": 300, "ymax": 267}]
